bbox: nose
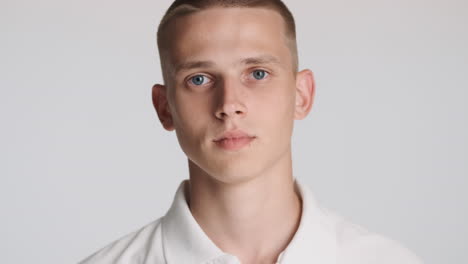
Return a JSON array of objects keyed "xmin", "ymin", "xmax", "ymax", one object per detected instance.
[{"xmin": 214, "ymin": 78, "xmax": 248, "ymax": 120}]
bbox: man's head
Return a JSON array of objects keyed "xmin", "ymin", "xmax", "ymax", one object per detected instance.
[
  {"xmin": 152, "ymin": 0, "xmax": 315, "ymax": 184},
  {"xmin": 157, "ymin": 0, "xmax": 299, "ymax": 85}
]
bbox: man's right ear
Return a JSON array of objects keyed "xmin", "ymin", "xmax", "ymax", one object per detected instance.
[{"xmin": 152, "ymin": 84, "xmax": 175, "ymax": 131}]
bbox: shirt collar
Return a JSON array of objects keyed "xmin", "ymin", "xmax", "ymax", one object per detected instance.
[
  {"xmin": 278, "ymin": 179, "xmax": 337, "ymax": 264},
  {"xmin": 161, "ymin": 179, "xmax": 337, "ymax": 264},
  {"xmin": 161, "ymin": 180, "xmax": 226, "ymax": 264}
]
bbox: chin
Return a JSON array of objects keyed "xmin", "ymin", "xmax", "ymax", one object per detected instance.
[
  {"xmin": 217, "ymin": 168, "xmax": 252, "ymax": 182},
  {"xmin": 209, "ymin": 171, "xmax": 258, "ymax": 185},
  {"xmin": 192, "ymin": 156, "xmax": 264, "ymax": 185}
]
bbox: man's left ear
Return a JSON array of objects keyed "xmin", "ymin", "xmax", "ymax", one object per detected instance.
[{"xmin": 294, "ymin": 69, "xmax": 316, "ymax": 120}]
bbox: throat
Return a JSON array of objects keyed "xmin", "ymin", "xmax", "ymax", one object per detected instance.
[{"xmin": 188, "ymin": 174, "xmax": 302, "ymax": 263}]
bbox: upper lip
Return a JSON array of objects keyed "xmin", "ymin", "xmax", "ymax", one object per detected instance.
[{"xmin": 213, "ymin": 129, "xmax": 255, "ymax": 142}]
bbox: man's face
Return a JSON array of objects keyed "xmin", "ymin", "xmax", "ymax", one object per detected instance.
[{"xmin": 155, "ymin": 7, "xmax": 312, "ymax": 184}]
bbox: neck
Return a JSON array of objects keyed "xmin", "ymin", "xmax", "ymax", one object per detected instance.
[{"xmin": 187, "ymin": 152, "xmax": 302, "ymax": 264}]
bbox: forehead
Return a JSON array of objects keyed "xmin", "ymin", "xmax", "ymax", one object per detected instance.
[{"xmin": 164, "ymin": 7, "xmax": 293, "ymax": 71}]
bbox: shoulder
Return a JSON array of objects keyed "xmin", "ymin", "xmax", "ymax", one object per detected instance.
[
  {"xmin": 78, "ymin": 218, "xmax": 165, "ymax": 264},
  {"xmin": 322, "ymin": 209, "xmax": 423, "ymax": 264}
]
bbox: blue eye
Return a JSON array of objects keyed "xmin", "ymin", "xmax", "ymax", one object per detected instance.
[
  {"xmin": 190, "ymin": 75, "xmax": 208, "ymax": 86},
  {"xmin": 252, "ymin": 70, "xmax": 268, "ymax": 80}
]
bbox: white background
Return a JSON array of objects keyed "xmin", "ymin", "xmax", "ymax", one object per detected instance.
[{"xmin": 1, "ymin": 0, "xmax": 467, "ymax": 263}]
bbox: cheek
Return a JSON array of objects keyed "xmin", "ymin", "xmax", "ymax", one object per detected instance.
[
  {"xmin": 257, "ymin": 83, "xmax": 296, "ymax": 119},
  {"xmin": 171, "ymin": 101, "xmax": 206, "ymax": 157},
  {"xmin": 254, "ymin": 83, "xmax": 296, "ymax": 144},
  {"xmin": 172, "ymin": 92, "xmax": 211, "ymax": 125}
]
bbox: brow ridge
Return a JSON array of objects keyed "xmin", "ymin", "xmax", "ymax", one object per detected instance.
[{"xmin": 175, "ymin": 55, "xmax": 282, "ymax": 73}]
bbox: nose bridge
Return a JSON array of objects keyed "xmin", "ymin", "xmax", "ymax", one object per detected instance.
[
  {"xmin": 215, "ymin": 74, "xmax": 247, "ymax": 119},
  {"xmin": 222, "ymin": 75, "xmax": 242, "ymax": 103}
]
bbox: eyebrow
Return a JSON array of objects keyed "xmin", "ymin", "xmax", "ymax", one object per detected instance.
[
  {"xmin": 240, "ymin": 55, "xmax": 281, "ymax": 66},
  {"xmin": 175, "ymin": 61, "xmax": 216, "ymax": 74},
  {"xmin": 174, "ymin": 55, "xmax": 282, "ymax": 74}
]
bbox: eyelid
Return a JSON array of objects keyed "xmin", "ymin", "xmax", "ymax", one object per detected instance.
[
  {"xmin": 247, "ymin": 68, "xmax": 271, "ymax": 80},
  {"xmin": 252, "ymin": 67, "xmax": 270, "ymax": 73},
  {"xmin": 185, "ymin": 73, "xmax": 213, "ymax": 86}
]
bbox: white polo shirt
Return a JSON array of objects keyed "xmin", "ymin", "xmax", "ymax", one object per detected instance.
[{"xmin": 79, "ymin": 179, "xmax": 423, "ymax": 264}]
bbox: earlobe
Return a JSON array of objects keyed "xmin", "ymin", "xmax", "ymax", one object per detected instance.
[
  {"xmin": 152, "ymin": 84, "xmax": 175, "ymax": 131},
  {"xmin": 294, "ymin": 69, "xmax": 315, "ymax": 120}
]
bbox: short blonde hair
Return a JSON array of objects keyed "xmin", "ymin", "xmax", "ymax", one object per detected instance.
[{"xmin": 156, "ymin": 0, "xmax": 299, "ymax": 84}]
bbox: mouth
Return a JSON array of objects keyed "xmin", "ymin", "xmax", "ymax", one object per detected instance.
[{"xmin": 213, "ymin": 130, "xmax": 256, "ymax": 151}]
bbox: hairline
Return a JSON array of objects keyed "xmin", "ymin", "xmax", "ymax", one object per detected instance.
[{"xmin": 157, "ymin": 3, "xmax": 299, "ymax": 87}]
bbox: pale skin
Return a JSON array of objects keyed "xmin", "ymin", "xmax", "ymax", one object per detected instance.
[{"xmin": 152, "ymin": 7, "xmax": 315, "ymax": 264}]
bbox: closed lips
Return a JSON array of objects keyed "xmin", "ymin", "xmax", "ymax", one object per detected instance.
[{"xmin": 213, "ymin": 130, "xmax": 255, "ymax": 142}]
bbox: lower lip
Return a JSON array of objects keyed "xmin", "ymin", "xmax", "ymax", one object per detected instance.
[{"xmin": 214, "ymin": 137, "xmax": 255, "ymax": 151}]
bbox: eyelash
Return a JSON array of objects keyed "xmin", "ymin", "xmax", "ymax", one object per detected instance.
[
  {"xmin": 250, "ymin": 69, "xmax": 270, "ymax": 80},
  {"xmin": 185, "ymin": 69, "xmax": 271, "ymax": 87},
  {"xmin": 188, "ymin": 74, "xmax": 211, "ymax": 86}
]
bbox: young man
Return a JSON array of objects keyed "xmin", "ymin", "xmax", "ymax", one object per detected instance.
[{"xmin": 80, "ymin": 1, "xmax": 422, "ymax": 263}]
